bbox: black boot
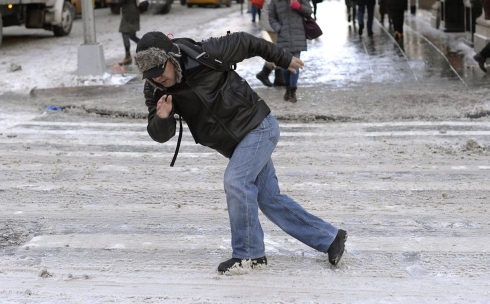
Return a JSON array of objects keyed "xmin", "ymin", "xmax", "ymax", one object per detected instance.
[
  {"xmin": 358, "ymin": 24, "xmax": 364, "ymax": 36},
  {"xmin": 218, "ymin": 256, "xmax": 267, "ymax": 274},
  {"xmin": 327, "ymin": 229, "xmax": 347, "ymax": 266},
  {"xmin": 474, "ymin": 53, "xmax": 487, "ymax": 73},
  {"xmin": 289, "ymin": 87, "xmax": 297, "ymax": 103},
  {"xmin": 256, "ymin": 65, "xmax": 273, "ymax": 87},
  {"xmin": 273, "ymin": 68, "xmax": 286, "ymax": 86},
  {"xmin": 283, "ymin": 85, "xmax": 291, "ymax": 101}
]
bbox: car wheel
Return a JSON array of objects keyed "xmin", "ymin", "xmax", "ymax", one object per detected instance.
[
  {"xmin": 187, "ymin": 3, "xmax": 192, "ymax": 7},
  {"xmin": 53, "ymin": 1, "xmax": 75, "ymax": 37},
  {"xmin": 180, "ymin": 0, "xmax": 186, "ymax": 5},
  {"xmin": 160, "ymin": 3, "xmax": 171, "ymax": 14},
  {"xmin": 110, "ymin": 4, "xmax": 121, "ymax": 14},
  {"xmin": 97, "ymin": 0, "xmax": 106, "ymax": 8}
]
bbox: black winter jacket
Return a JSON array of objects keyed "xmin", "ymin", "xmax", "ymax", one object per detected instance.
[
  {"xmin": 356, "ymin": 0, "xmax": 375, "ymax": 6},
  {"xmin": 143, "ymin": 32, "xmax": 292, "ymax": 160},
  {"xmin": 388, "ymin": 0, "xmax": 407, "ymax": 10}
]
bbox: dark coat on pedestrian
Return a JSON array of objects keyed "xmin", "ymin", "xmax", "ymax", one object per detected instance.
[
  {"xmin": 119, "ymin": 0, "xmax": 140, "ymax": 34},
  {"xmin": 138, "ymin": 32, "xmax": 292, "ymax": 158},
  {"xmin": 269, "ymin": 0, "xmax": 313, "ymax": 53},
  {"xmin": 387, "ymin": 0, "xmax": 407, "ymax": 10},
  {"xmin": 357, "ymin": 0, "xmax": 375, "ymax": 6},
  {"xmin": 378, "ymin": 0, "xmax": 389, "ymax": 14}
]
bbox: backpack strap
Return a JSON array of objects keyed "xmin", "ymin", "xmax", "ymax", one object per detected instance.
[
  {"xmin": 175, "ymin": 40, "xmax": 233, "ymax": 72},
  {"xmin": 170, "ymin": 115, "xmax": 183, "ymax": 167}
]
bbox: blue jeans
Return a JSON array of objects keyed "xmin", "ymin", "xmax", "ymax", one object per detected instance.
[
  {"xmin": 251, "ymin": 4, "xmax": 261, "ymax": 22},
  {"xmin": 282, "ymin": 52, "xmax": 301, "ymax": 88},
  {"xmin": 357, "ymin": 4, "xmax": 374, "ymax": 35},
  {"xmin": 224, "ymin": 113, "xmax": 339, "ymax": 259}
]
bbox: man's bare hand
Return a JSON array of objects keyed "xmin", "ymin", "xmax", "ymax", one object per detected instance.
[
  {"xmin": 156, "ymin": 94, "xmax": 173, "ymax": 119},
  {"xmin": 287, "ymin": 57, "xmax": 304, "ymax": 74}
]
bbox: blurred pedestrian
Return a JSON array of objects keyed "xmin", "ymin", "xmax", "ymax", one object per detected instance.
[
  {"xmin": 134, "ymin": 31, "xmax": 347, "ymax": 274},
  {"xmin": 119, "ymin": 0, "xmax": 141, "ymax": 66},
  {"xmin": 388, "ymin": 0, "xmax": 407, "ymax": 40},
  {"xmin": 357, "ymin": 0, "xmax": 375, "ymax": 36},
  {"xmin": 474, "ymin": 42, "xmax": 490, "ymax": 73},
  {"xmin": 378, "ymin": 0, "xmax": 390, "ymax": 26},
  {"xmin": 311, "ymin": 0, "xmax": 321, "ymax": 20},
  {"xmin": 345, "ymin": 0, "xmax": 357, "ymax": 24},
  {"xmin": 269, "ymin": 0, "xmax": 313, "ymax": 103},
  {"xmin": 256, "ymin": 0, "xmax": 286, "ymax": 87},
  {"xmin": 471, "ymin": 0, "xmax": 482, "ymax": 37},
  {"xmin": 252, "ymin": 1, "xmax": 262, "ymax": 22}
]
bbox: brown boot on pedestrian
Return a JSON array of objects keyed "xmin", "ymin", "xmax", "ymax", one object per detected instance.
[
  {"xmin": 119, "ymin": 51, "xmax": 132, "ymax": 66},
  {"xmin": 283, "ymin": 85, "xmax": 291, "ymax": 101},
  {"xmin": 289, "ymin": 87, "xmax": 297, "ymax": 103}
]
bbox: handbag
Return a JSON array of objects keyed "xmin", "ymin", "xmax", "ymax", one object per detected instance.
[{"xmin": 303, "ymin": 16, "xmax": 323, "ymax": 40}]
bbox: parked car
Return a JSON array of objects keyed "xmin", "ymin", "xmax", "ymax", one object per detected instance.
[
  {"xmin": 148, "ymin": 0, "xmax": 174, "ymax": 14},
  {"xmin": 106, "ymin": 0, "xmax": 173, "ymax": 15},
  {"xmin": 71, "ymin": 0, "xmax": 107, "ymax": 15},
  {"xmin": 186, "ymin": 0, "xmax": 230, "ymax": 7}
]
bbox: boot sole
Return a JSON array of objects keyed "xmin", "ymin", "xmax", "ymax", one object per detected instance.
[{"xmin": 329, "ymin": 231, "xmax": 348, "ymax": 266}]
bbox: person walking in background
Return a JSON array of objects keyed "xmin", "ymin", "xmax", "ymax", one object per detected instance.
[
  {"xmin": 471, "ymin": 0, "xmax": 482, "ymax": 39},
  {"xmin": 345, "ymin": 0, "xmax": 356, "ymax": 24},
  {"xmin": 311, "ymin": 0, "xmax": 321, "ymax": 20},
  {"xmin": 357, "ymin": 0, "xmax": 375, "ymax": 36},
  {"xmin": 388, "ymin": 0, "xmax": 407, "ymax": 40},
  {"xmin": 473, "ymin": 42, "xmax": 490, "ymax": 73},
  {"xmin": 378, "ymin": 0, "xmax": 390, "ymax": 26},
  {"xmin": 119, "ymin": 0, "xmax": 141, "ymax": 65},
  {"xmin": 251, "ymin": 1, "xmax": 262, "ymax": 22},
  {"xmin": 269, "ymin": 0, "xmax": 312, "ymax": 103},
  {"xmin": 256, "ymin": 0, "xmax": 286, "ymax": 87}
]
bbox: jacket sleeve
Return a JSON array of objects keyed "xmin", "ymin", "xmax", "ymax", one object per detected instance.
[
  {"xmin": 201, "ymin": 32, "xmax": 293, "ymax": 70},
  {"xmin": 268, "ymin": 1, "xmax": 281, "ymax": 33},
  {"xmin": 298, "ymin": 0, "xmax": 313, "ymax": 16},
  {"xmin": 144, "ymin": 81, "xmax": 176, "ymax": 143}
]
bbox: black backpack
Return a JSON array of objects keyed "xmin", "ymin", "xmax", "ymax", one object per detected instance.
[{"xmin": 173, "ymin": 38, "xmax": 236, "ymax": 72}]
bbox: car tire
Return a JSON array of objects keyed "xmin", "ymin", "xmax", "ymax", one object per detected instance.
[
  {"xmin": 53, "ymin": 1, "xmax": 75, "ymax": 37},
  {"xmin": 110, "ymin": 4, "xmax": 121, "ymax": 14},
  {"xmin": 187, "ymin": 3, "xmax": 192, "ymax": 7},
  {"xmin": 159, "ymin": 3, "xmax": 171, "ymax": 14},
  {"xmin": 180, "ymin": 0, "xmax": 186, "ymax": 5}
]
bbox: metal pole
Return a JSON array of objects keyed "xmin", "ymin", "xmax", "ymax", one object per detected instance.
[
  {"xmin": 77, "ymin": 0, "xmax": 105, "ymax": 76},
  {"xmin": 81, "ymin": 0, "xmax": 96, "ymax": 44}
]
